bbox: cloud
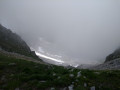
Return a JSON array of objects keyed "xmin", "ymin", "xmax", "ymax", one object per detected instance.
[
  {"xmin": 38, "ymin": 47, "xmax": 45, "ymax": 53},
  {"xmin": 0, "ymin": 0, "xmax": 120, "ymax": 65}
]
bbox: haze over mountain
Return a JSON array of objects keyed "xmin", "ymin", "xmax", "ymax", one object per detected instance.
[{"xmin": 0, "ymin": 0, "xmax": 120, "ymax": 65}]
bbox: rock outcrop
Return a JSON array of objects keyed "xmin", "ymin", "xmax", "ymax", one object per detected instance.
[{"xmin": 105, "ymin": 48, "xmax": 120, "ymax": 63}]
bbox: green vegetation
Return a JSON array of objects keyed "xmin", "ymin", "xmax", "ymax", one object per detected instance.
[{"xmin": 0, "ymin": 54, "xmax": 120, "ymax": 90}]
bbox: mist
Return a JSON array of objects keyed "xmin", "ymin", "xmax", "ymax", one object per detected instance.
[{"xmin": 0, "ymin": 0, "xmax": 120, "ymax": 65}]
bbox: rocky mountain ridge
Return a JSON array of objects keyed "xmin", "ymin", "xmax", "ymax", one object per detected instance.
[
  {"xmin": 0, "ymin": 24, "xmax": 39, "ymax": 59},
  {"xmin": 105, "ymin": 48, "xmax": 120, "ymax": 63},
  {"xmin": 89, "ymin": 48, "xmax": 120, "ymax": 70},
  {"xmin": 90, "ymin": 58, "xmax": 120, "ymax": 70}
]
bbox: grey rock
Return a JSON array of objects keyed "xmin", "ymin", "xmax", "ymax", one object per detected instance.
[
  {"xmin": 63, "ymin": 87, "xmax": 67, "ymax": 90},
  {"xmin": 15, "ymin": 88, "xmax": 19, "ymax": 90},
  {"xmin": 58, "ymin": 76, "xmax": 61, "ymax": 79},
  {"xmin": 51, "ymin": 87, "xmax": 55, "ymax": 90},
  {"xmin": 69, "ymin": 74, "xmax": 74, "ymax": 77},
  {"xmin": 90, "ymin": 86, "xmax": 95, "ymax": 90},
  {"xmin": 68, "ymin": 85, "xmax": 74, "ymax": 90},
  {"xmin": 53, "ymin": 73, "xmax": 56, "ymax": 76},
  {"xmin": 77, "ymin": 71, "xmax": 81, "ymax": 77},
  {"xmin": 84, "ymin": 83, "xmax": 87, "ymax": 87}
]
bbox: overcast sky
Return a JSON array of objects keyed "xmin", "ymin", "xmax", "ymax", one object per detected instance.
[{"xmin": 0, "ymin": 0, "xmax": 120, "ymax": 65}]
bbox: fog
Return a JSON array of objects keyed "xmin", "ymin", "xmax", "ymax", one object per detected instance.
[{"xmin": 0, "ymin": 0, "xmax": 120, "ymax": 65}]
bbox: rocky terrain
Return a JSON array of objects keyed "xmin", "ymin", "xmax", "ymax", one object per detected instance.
[
  {"xmin": 90, "ymin": 48, "xmax": 120, "ymax": 70},
  {"xmin": 90, "ymin": 58, "xmax": 120, "ymax": 70},
  {"xmin": 105, "ymin": 48, "xmax": 120, "ymax": 62}
]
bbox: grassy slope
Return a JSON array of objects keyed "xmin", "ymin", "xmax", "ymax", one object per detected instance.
[{"xmin": 0, "ymin": 54, "xmax": 120, "ymax": 90}]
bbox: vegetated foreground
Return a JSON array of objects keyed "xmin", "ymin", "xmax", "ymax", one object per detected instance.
[{"xmin": 0, "ymin": 54, "xmax": 120, "ymax": 90}]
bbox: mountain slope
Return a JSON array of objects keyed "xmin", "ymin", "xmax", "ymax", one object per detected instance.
[
  {"xmin": 90, "ymin": 58, "xmax": 120, "ymax": 70},
  {"xmin": 105, "ymin": 48, "xmax": 120, "ymax": 63},
  {"xmin": 90, "ymin": 48, "xmax": 120, "ymax": 70},
  {"xmin": 0, "ymin": 24, "xmax": 39, "ymax": 59}
]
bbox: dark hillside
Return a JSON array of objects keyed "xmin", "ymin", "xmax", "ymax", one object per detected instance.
[
  {"xmin": 105, "ymin": 48, "xmax": 120, "ymax": 63},
  {"xmin": 0, "ymin": 24, "xmax": 38, "ymax": 59}
]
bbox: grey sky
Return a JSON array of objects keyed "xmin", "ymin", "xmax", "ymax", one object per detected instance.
[{"xmin": 0, "ymin": 0, "xmax": 120, "ymax": 65}]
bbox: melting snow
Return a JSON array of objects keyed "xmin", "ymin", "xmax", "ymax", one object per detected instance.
[{"xmin": 36, "ymin": 52, "xmax": 64, "ymax": 63}]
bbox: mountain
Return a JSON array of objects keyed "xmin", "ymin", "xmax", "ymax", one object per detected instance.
[
  {"xmin": 105, "ymin": 48, "xmax": 120, "ymax": 63},
  {"xmin": 90, "ymin": 58, "xmax": 120, "ymax": 70},
  {"xmin": 0, "ymin": 25, "xmax": 120, "ymax": 90},
  {"xmin": 0, "ymin": 24, "xmax": 39, "ymax": 59},
  {"xmin": 90, "ymin": 48, "xmax": 120, "ymax": 70}
]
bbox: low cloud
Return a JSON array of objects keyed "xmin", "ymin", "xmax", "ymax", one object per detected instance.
[{"xmin": 0, "ymin": 0, "xmax": 120, "ymax": 65}]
